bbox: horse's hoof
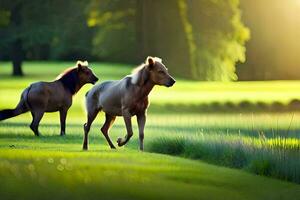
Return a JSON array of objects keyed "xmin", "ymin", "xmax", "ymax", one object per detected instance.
[{"xmin": 117, "ymin": 138, "xmax": 122, "ymax": 146}]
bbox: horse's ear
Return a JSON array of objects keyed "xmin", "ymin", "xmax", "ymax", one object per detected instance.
[
  {"xmin": 77, "ymin": 61, "xmax": 83, "ymax": 71},
  {"xmin": 146, "ymin": 56, "xmax": 155, "ymax": 70}
]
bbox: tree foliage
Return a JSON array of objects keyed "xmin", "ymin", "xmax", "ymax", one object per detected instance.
[
  {"xmin": 86, "ymin": 0, "xmax": 137, "ymax": 63},
  {"xmin": 88, "ymin": 0, "xmax": 249, "ymax": 80},
  {"xmin": 188, "ymin": 0, "xmax": 250, "ymax": 81},
  {"xmin": 0, "ymin": 0, "xmax": 92, "ymax": 75}
]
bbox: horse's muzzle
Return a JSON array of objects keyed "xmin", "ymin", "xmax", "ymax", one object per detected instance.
[
  {"xmin": 166, "ymin": 77, "xmax": 176, "ymax": 87},
  {"xmin": 92, "ymin": 76, "xmax": 99, "ymax": 84}
]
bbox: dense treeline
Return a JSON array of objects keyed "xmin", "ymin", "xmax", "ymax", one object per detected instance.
[
  {"xmin": 2, "ymin": 1, "xmax": 300, "ymax": 80},
  {"xmin": 0, "ymin": 0, "xmax": 248, "ymax": 80}
]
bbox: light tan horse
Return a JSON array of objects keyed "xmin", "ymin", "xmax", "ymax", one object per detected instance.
[
  {"xmin": 83, "ymin": 56, "xmax": 175, "ymax": 150},
  {"xmin": 0, "ymin": 61, "xmax": 99, "ymax": 136}
]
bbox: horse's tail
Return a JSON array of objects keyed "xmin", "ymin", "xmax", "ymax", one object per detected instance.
[{"xmin": 0, "ymin": 86, "xmax": 31, "ymax": 121}]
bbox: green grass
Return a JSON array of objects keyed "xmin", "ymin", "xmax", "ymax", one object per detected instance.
[
  {"xmin": 1, "ymin": 61, "xmax": 300, "ymax": 199},
  {"xmin": 1, "ymin": 148, "xmax": 300, "ymax": 200}
]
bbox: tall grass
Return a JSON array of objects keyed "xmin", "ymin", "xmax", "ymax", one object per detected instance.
[{"xmin": 147, "ymin": 133, "xmax": 300, "ymax": 183}]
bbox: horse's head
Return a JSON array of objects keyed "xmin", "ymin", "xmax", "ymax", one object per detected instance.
[
  {"xmin": 77, "ymin": 61, "xmax": 99, "ymax": 85},
  {"xmin": 146, "ymin": 57, "xmax": 176, "ymax": 87}
]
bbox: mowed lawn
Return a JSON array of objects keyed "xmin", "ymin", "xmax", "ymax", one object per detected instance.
[{"xmin": 0, "ymin": 61, "xmax": 300, "ymax": 200}]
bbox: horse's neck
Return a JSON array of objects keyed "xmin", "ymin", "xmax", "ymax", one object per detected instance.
[
  {"xmin": 60, "ymin": 81, "xmax": 83, "ymax": 96},
  {"xmin": 137, "ymin": 81, "xmax": 154, "ymax": 100},
  {"xmin": 75, "ymin": 83, "xmax": 84, "ymax": 94}
]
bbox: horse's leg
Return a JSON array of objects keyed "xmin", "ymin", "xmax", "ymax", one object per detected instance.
[
  {"xmin": 101, "ymin": 113, "xmax": 116, "ymax": 149},
  {"xmin": 83, "ymin": 109, "xmax": 99, "ymax": 150},
  {"xmin": 117, "ymin": 109, "xmax": 133, "ymax": 147},
  {"xmin": 59, "ymin": 108, "xmax": 68, "ymax": 136},
  {"xmin": 30, "ymin": 110, "xmax": 44, "ymax": 136},
  {"xmin": 137, "ymin": 112, "xmax": 146, "ymax": 151}
]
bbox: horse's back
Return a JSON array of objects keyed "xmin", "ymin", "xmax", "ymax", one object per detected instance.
[
  {"xmin": 89, "ymin": 78, "xmax": 127, "ymax": 97},
  {"xmin": 28, "ymin": 81, "xmax": 70, "ymax": 111},
  {"xmin": 86, "ymin": 77, "xmax": 131, "ymax": 116},
  {"xmin": 29, "ymin": 81, "xmax": 60, "ymax": 97}
]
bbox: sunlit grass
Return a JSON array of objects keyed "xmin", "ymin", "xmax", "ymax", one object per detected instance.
[
  {"xmin": 153, "ymin": 80, "xmax": 300, "ymax": 105},
  {"xmin": 2, "ymin": 61, "xmax": 300, "ymax": 107}
]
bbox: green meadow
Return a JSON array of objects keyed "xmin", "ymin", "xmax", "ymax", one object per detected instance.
[{"xmin": 0, "ymin": 62, "xmax": 300, "ymax": 199}]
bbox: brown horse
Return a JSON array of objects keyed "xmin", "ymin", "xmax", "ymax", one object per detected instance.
[
  {"xmin": 83, "ymin": 56, "xmax": 175, "ymax": 151},
  {"xmin": 0, "ymin": 61, "xmax": 99, "ymax": 136}
]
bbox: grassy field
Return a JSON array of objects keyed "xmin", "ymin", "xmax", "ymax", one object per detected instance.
[{"xmin": 0, "ymin": 61, "xmax": 300, "ymax": 199}]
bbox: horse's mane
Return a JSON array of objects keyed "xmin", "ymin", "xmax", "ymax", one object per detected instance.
[
  {"xmin": 131, "ymin": 64, "xmax": 145, "ymax": 75},
  {"xmin": 56, "ymin": 67, "xmax": 80, "ymax": 94}
]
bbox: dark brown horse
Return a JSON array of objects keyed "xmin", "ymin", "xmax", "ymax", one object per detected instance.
[
  {"xmin": 83, "ymin": 56, "xmax": 175, "ymax": 151},
  {"xmin": 0, "ymin": 61, "xmax": 99, "ymax": 136}
]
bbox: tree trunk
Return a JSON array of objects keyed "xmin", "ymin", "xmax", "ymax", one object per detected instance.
[
  {"xmin": 12, "ymin": 39, "xmax": 23, "ymax": 76},
  {"xmin": 136, "ymin": 0, "xmax": 191, "ymax": 77},
  {"xmin": 11, "ymin": 2, "xmax": 24, "ymax": 76}
]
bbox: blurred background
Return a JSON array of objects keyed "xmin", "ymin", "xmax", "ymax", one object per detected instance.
[{"xmin": 0, "ymin": 0, "xmax": 299, "ymax": 81}]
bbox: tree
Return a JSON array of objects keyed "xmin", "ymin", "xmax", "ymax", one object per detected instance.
[
  {"xmin": 86, "ymin": 0, "xmax": 138, "ymax": 63},
  {"xmin": 136, "ymin": 0, "xmax": 192, "ymax": 78},
  {"xmin": 134, "ymin": 0, "xmax": 250, "ymax": 80},
  {"xmin": 0, "ymin": 0, "xmax": 54, "ymax": 76},
  {"xmin": 0, "ymin": 0, "xmax": 92, "ymax": 76},
  {"xmin": 0, "ymin": 1, "xmax": 24, "ymax": 76},
  {"xmin": 90, "ymin": 0, "xmax": 249, "ymax": 80},
  {"xmin": 188, "ymin": 0, "xmax": 250, "ymax": 81}
]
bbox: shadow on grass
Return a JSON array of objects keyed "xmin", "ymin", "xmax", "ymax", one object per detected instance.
[
  {"xmin": 0, "ymin": 122, "xmax": 103, "ymax": 144},
  {"xmin": 1, "ymin": 122, "xmax": 300, "ymax": 147},
  {"xmin": 0, "ymin": 122, "xmax": 83, "ymax": 129}
]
